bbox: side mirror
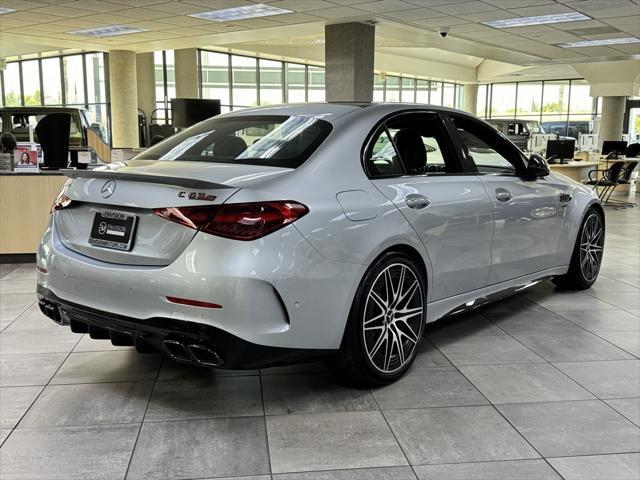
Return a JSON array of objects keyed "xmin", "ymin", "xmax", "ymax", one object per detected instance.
[{"xmin": 525, "ymin": 153, "xmax": 550, "ymax": 178}]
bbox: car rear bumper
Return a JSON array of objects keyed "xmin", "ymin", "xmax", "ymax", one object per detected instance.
[
  {"xmin": 37, "ymin": 285, "xmax": 335, "ymax": 369},
  {"xmin": 37, "ymin": 216, "xmax": 363, "ymax": 350}
]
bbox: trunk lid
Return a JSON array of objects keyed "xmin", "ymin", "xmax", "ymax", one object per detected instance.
[{"xmin": 54, "ymin": 160, "xmax": 291, "ymax": 266}]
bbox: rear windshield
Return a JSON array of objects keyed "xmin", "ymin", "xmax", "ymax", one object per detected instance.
[{"xmin": 137, "ymin": 115, "xmax": 332, "ymax": 169}]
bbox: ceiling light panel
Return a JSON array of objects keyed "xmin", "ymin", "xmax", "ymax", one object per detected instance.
[
  {"xmin": 189, "ymin": 3, "xmax": 292, "ymax": 22},
  {"xmin": 68, "ymin": 25, "xmax": 148, "ymax": 37},
  {"xmin": 482, "ymin": 12, "xmax": 591, "ymax": 28},
  {"xmin": 558, "ymin": 37, "xmax": 640, "ymax": 48},
  {"xmin": 0, "ymin": 7, "xmax": 16, "ymax": 14}
]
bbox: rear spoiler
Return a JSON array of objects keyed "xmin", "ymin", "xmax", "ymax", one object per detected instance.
[{"xmin": 61, "ymin": 169, "xmax": 233, "ymax": 190}]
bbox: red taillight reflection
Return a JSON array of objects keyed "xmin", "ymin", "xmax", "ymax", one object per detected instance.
[
  {"xmin": 51, "ymin": 194, "xmax": 73, "ymax": 213},
  {"xmin": 154, "ymin": 201, "xmax": 309, "ymax": 241},
  {"xmin": 166, "ymin": 296, "xmax": 222, "ymax": 309}
]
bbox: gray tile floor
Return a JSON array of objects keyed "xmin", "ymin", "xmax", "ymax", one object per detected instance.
[{"xmin": 0, "ymin": 206, "xmax": 638, "ymax": 480}]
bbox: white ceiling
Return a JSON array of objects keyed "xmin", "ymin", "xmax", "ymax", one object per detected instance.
[{"xmin": 0, "ymin": 0, "xmax": 639, "ymax": 83}]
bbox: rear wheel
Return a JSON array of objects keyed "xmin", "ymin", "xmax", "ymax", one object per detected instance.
[
  {"xmin": 553, "ymin": 208, "xmax": 604, "ymax": 290},
  {"xmin": 326, "ymin": 252, "xmax": 426, "ymax": 387}
]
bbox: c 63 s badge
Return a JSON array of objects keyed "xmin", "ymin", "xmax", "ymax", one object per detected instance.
[{"xmin": 178, "ymin": 192, "xmax": 217, "ymax": 201}]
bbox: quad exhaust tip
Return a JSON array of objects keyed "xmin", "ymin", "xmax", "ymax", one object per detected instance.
[
  {"xmin": 187, "ymin": 344, "xmax": 224, "ymax": 367},
  {"xmin": 163, "ymin": 339, "xmax": 225, "ymax": 367},
  {"xmin": 38, "ymin": 301, "xmax": 223, "ymax": 366}
]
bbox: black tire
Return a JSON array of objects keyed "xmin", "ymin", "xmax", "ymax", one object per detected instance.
[
  {"xmin": 553, "ymin": 208, "xmax": 604, "ymax": 290},
  {"xmin": 325, "ymin": 252, "xmax": 426, "ymax": 387}
]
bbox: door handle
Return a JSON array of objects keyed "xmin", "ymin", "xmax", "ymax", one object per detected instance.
[
  {"xmin": 495, "ymin": 188, "xmax": 513, "ymax": 202},
  {"xmin": 405, "ymin": 194, "xmax": 431, "ymax": 209}
]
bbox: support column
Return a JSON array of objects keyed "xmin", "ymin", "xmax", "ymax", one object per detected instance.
[
  {"xmin": 174, "ymin": 48, "xmax": 199, "ymax": 99},
  {"xmin": 136, "ymin": 52, "xmax": 156, "ymax": 121},
  {"xmin": 463, "ymin": 83, "xmax": 478, "ymax": 115},
  {"xmin": 325, "ymin": 22, "xmax": 375, "ymax": 103},
  {"xmin": 599, "ymin": 96, "xmax": 626, "ymax": 149},
  {"xmin": 108, "ymin": 50, "xmax": 139, "ymax": 148}
]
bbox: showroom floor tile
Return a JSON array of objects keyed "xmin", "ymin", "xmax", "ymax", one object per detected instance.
[{"xmin": 0, "ymin": 206, "xmax": 639, "ymax": 479}]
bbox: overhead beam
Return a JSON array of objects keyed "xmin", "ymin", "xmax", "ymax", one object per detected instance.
[{"xmin": 573, "ymin": 60, "xmax": 640, "ymax": 97}]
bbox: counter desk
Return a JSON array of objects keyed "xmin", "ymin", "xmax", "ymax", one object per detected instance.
[
  {"xmin": 548, "ymin": 161, "xmax": 600, "ymax": 183},
  {"xmin": 0, "ymin": 172, "xmax": 67, "ymax": 257}
]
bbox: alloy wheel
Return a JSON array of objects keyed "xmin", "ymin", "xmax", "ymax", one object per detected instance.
[
  {"xmin": 579, "ymin": 213, "xmax": 604, "ymax": 282},
  {"xmin": 363, "ymin": 263, "xmax": 424, "ymax": 374}
]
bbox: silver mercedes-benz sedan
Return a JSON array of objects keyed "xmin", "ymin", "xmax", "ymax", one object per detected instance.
[{"xmin": 37, "ymin": 103, "xmax": 604, "ymax": 386}]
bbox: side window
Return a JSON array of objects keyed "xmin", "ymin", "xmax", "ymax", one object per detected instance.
[
  {"xmin": 452, "ymin": 115, "xmax": 524, "ymax": 175},
  {"xmin": 386, "ymin": 114, "xmax": 459, "ymax": 175},
  {"xmin": 507, "ymin": 123, "xmax": 525, "ymax": 136},
  {"xmin": 365, "ymin": 127, "xmax": 404, "ymax": 178}
]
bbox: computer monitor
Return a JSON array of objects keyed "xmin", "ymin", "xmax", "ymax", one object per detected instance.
[
  {"xmin": 546, "ymin": 139, "xmax": 575, "ymax": 163},
  {"xmin": 171, "ymin": 98, "xmax": 221, "ymax": 129},
  {"xmin": 602, "ymin": 140, "xmax": 628, "ymax": 157}
]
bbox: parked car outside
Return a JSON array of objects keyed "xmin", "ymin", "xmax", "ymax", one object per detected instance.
[
  {"xmin": 486, "ymin": 118, "xmax": 545, "ymax": 151},
  {"xmin": 0, "ymin": 106, "xmax": 102, "ymax": 147}
]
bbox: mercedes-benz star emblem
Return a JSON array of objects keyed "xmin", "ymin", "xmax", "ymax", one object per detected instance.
[{"xmin": 101, "ymin": 179, "xmax": 116, "ymax": 199}]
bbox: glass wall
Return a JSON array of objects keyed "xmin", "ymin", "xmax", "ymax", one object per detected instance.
[
  {"xmin": 42, "ymin": 57, "xmax": 62, "ymax": 105},
  {"xmin": 307, "ymin": 66, "xmax": 325, "ymax": 102},
  {"xmin": 401, "ymin": 77, "xmax": 415, "ymax": 102},
  {"xmin": 479, "ymin": 79, "xmax": 600, "ymax": 135},
  {"xmin": 259, "ymin": 59, "xmax": 283, "ymax": 106},
  {"xmin": 3, "ymin": 62, "xmax": 20, "ymax": 106},
  {"xmin": 286, "ymin": 63, "xmax": 306, "ymax": 103},
  {"xmin": 199, "ymin": 49, "xmax": 325, "ymax": 110},
  {"xmin": 154, "ymin": 50, "xmax": 175, "ymax": 124},
  {"xmin": 370, "ymin": 76, "xmax": 462, "ymax": 106},
  {"xmin": 230, "ymin": 55, "xmax": 258, "ymax": 108},
  {"xmin": 0, "ymin": 52, "xmax": 110, "ymax": 141},
  {"xmin": 21, "ymin": 60, "xmax": 40, "ymax": 105},
  {"xmin": 196, "ymin": 48, "xmax": 464, "ymax": 111}
]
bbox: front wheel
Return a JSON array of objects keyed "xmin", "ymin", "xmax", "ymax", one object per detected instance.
[
  {"xmin": 326, "ymin": 252, "xmax": 426, "ymax": 387},
  {"xmin": 553, "ymin": 208, "xmax": 604, "ymax": 290}
]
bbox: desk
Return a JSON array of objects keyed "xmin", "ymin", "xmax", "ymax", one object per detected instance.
[
  {"xmin": 549, "ymin": 161, "xmax": 600, "ymax": 183},
  {"xmin": 0, "ymin": 173, "xmax": 67, "ymax": 255}
]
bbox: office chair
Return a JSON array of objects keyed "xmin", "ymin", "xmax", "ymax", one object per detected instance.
[
  {"xmin": 585, "ymin": 161, "xmax": 626, "ymax": 207},
  {"xmin": 626, "ymin": 143, "xmax": 640, "ymax": 158},
  {"xmin": 607, "ymin": 160, "xmax": 639, "ymax": 208},
  {"xmin": 34, "ymin": 113, "xmax": 71, "ymax": 170}
]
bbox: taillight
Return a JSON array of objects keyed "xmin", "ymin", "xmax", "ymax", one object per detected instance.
[
  {"xmin": 154, "ymin": 201, "xmax": 309, "ymax": 241},
  {"xmin": 51, "ymin": 193, "xmax": 73, "ymax": 213}
]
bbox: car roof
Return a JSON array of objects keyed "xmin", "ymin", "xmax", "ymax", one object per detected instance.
[
  {"xmin": 223, "ymin": 102, "xmax": 469, "ymax": 123},
  {"xmin": 0, "ymin": 106, "xmax": 87, "ymax": 113}
]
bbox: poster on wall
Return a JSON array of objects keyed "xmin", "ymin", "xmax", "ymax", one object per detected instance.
[{"xmin": 13, "ymin": 143, "xmax": 40, "ymax": 173}]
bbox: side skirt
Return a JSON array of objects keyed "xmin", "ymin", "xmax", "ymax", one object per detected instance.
[{"xmin": 426, "ymin": 266, "xmax": 568, "ymax": 323}]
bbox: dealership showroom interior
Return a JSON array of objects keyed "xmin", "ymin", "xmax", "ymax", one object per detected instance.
[{"xmin": 1, "ymin": 0, "xmax": 640, "ymax": 479}]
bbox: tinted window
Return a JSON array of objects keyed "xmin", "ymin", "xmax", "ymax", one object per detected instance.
[
  {"xmin": 507, "ymin": 123, "xmax": 526, "ymax": 136},
  {"xmin": 366, "ymin": 127, "xmax": 404, "ymax": 177},
  {"xmin": 137, "ymin": 115, "xmax": 332, "ymax": 169},
  {"xmin": 11, "ymin": 112, "xmax": 82, "ymax": 142},
  {"xmin": 386, "ymin": 113, "xmax": 459, "ymax": 175},
  {"xmin": 527, "ymin": 122, "xmax": 543, "ymax": 134},
  {"xmin": 452, "ymin": 115, "xmax": 525, "ymax": 175}
]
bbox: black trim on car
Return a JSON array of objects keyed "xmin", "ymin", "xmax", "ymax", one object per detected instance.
[{"xmin": 37, "ymin": 285, "xmax": 335, "ymax": 369}]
